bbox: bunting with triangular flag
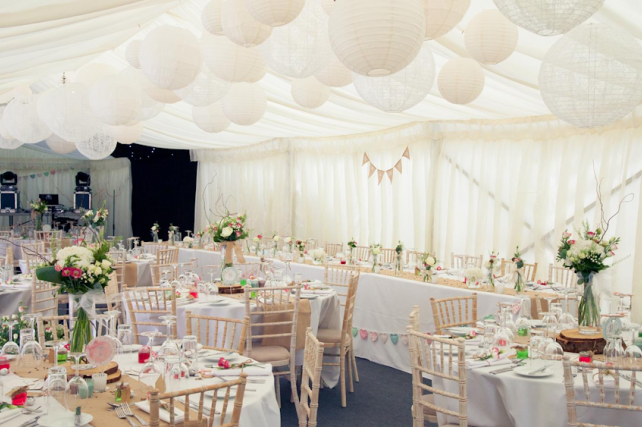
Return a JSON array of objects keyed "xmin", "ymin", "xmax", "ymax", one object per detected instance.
[
  {"xmin": 362, "ymin": 146, "xmax": 410, "ymax": 185},
  {"xmin": 377, "ymin": 170, "xmax": 385, "ymax": 184},
  {"xmin": 386, "ymin": 169, "xmax": 394, "ymax": 182}
]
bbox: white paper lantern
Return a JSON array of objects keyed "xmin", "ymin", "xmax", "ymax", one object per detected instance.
[
  {"xmin": 493, "ymin": 0, "xmax": 605, "ymax": 36},
  {"xmin": 11, "ymin": 86, "xmax": 33, "ymax": 97},
  {"xmin": 201, "ymin": 32, "xmax": 267, "ymax": 83},
  {"xmin": 222, "ymin": 0, "xmax": 273, "ymax": 47},
  {"xmin": 291, "ymin": 77, "xmax": 330, "ymax": 109},
  {"xmin": 174, "ymin": 70, "xmax": 230, "ymax": 106},
  {"xmin": 74, "ymin": 63, "xmax": 118, "ymax": 87},
  {"xmin": 438, "ymin": 58, "xmax": 485, "ymax": 104},
  {"xmin": 314, "ymin": 55, "xmax": 352, "ymax": 87},
  {"xmin": 465, "ymin": 10, "xmax": 519, "ymax": 65},
  {"xmin": 222, "ymin": 83, "xmax": 267, "ymax": 125},
  {"xmin": 40, "ymin": 83, "xmax": 101, "ymax": 142},
  {"xmin": 108, "ymin": 122, "xmax": 144, "ymax": 144},
  {"xmin": 0, "ymin": 107, "xmax": 13, "ymax": 140},
  {"xmin": 318, "ymin": 0, "xmax": 334, "ymax": 15},
  {"xmin": 422, "ymin": 0, "xmax": 471, "ymax": 40},
  {"xmin": 119, "ymin": 68, "xmax": 167, "ymax": 120},
  {"xmin": 46, "ymin": 134, "xmax": 76, "ymax": 154},
  {"xmin": 259, "ymin": 1, "xmax": 331, "ymax": 78},
  {"xmin": 76, "ymin": 127, "xmax": 117, "ymax": 160},
  {"xmin": 329, "ymin": 0, "xmax": 425, "ymax": 77},
  {"xmin": 353, "ymin": 45, "xmax": 436, "ymax": 113},
  {"xmin": 0, "ymin": 108, "xmax": 21, "ymax": 150},
  {"xmin": 539, "ymin": 23, "xmax": 642, "ymax": 128},
  {"xmin": 139, "ymin": 25, "xmax": 203, "ymax": 90},
  {"xmin": 202, "ymin": 0, "xmax": 225, "ymax": 35},
  {"xmin": 3, "ymin": 94, "xmax": 52, "ymax": 144},
  {"xmin": 192, "ymin": 103, "xmax": 231, "ymax": 133},
  {"xmin": 244, "ymin": 0, "xmax": 305, "ymax": 27},
  {"xmin": 90, "ymin": 74, "xmax": 142, "ymax": 126},
  {"xmin": 126, "ymin": 40, "xmax": 142, "ymax": 69}
]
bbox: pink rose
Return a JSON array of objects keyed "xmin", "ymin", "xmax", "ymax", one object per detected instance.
[
  {"xmin": 587, "ymin": 231, "xmax": 595, "ymax": 237},
  {"xmin": 55, "ymin": 264, "xmax": 62, "ymax": 272},
  {"xmin": 236, "ymin": 231, "xmax": 241, "ymax": 236},
  {"xmin": 609, "ymin": 251, "xmax": 615, "ymax": 257},
  {"xmin": 568, "ymin": 240, "xmax": 576, "ymax": 245},
  {"xmin": 18, "ymin": 306, "xmax": 24, "ymax": 313},
  {"xmin": 71, "ymin": 268, "xmax": 83, "ymax": 279}
]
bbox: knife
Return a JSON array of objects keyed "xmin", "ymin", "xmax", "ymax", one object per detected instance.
[
  {"xmin": 527, "ymin": 364, "xmax": 552, "ymax": 375},
  {"xmin": 619, "ymin": 373, "xmax": 642, "ymax": 388},
  {"xmin": 18, "ymin": 416, "xmax": 40, "ymax": 427}
]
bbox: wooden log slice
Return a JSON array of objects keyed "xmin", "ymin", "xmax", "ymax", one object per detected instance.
[
  {"xmin": 63, "ymin": 361, "xmax": 120, "ymax": 378},
  {"xmin": 556, "ymin": 328, "xmax": 606, "ymax": 354}
]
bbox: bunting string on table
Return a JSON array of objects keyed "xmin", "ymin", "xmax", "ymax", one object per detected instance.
[{"xmin": 362, "ymin": 146, "xmax": 410, "ymax": 185}]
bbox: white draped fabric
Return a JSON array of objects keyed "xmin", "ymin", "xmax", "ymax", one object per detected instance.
[{"xmin": 0, "ymin": 147, "xmax": 133, "ymax": 238}]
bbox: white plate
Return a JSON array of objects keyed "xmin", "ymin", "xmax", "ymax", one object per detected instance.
[
  {"xmin": 529, "ymin": 319, "xmax": 544, "ymax": 328},
  {"xmin": 513, "ymin": 365, "xmax": 555, "ymax": 378},
  {"xmin": 446, "ymin": 327, "xmax": 480, "ymax": 337},
  {"xmin": 39, "ymin": 413, "xmax": 93, "ymax": 427}
]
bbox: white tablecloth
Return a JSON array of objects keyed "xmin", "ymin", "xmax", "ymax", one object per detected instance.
[{"xmin": 0, "ymin": 282, "xmax": 31, "ymax": 317}]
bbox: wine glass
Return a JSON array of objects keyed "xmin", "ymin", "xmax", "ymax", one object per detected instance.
[
  {"xmin": 116, "ymin": 324, "xmax": 133, "ymax": 359},
  {"xmin": 541, "ymin": 312, "xmax": 558, "ymax": 338},
  {"xmin": 529, "ymin": 330, "xmax": 544, "ymax": 367},
  {"xmin": 157, "ymin": 316, "xmax": 179, "ymax": 359},
  {"xmin": 65, "ymin": 353, "xmax": 89, "ymax": 411},
  {"xmin": 104, "ymin": 310, "xmax": 121, "ymax": 337},
  {"xmin": 22, "ymin": 313, "xmax": 41, "ymax": 330},
  {"xmin": 544, "ymin": 342, "xmax": 564, "ymax": 361},
  {"xmin": 1, "ymin": 321, "xmax": 20, "ymax": 356},
  {"xmin": 18, "ymin": 337, "xmax": 42, "ymax": 367},
  {"xmin": 164, "ymin": 356, "xmax": 184, "ymax": 392},
  {"xmin": 19, "ymin": 328, "xmax": 35, "ymax": 349},
  {"xmin": 46, "ymin": 375, "xmax": 67, "ymax": 416},
  {"xmin": 624, "ymin": 345, "xmax": 642, "ymax": 367},
  {"xmin": 139, "ymin": 332, "xmax": 163, "ymax": 388}
]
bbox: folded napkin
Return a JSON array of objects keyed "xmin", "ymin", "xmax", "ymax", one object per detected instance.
[
  {"xmin": 464, "ymin": 338, "xmax": 482, "ymax": 346},
  {"xmin": 466, "ymin": 356, "xmax": 512, "ymax": 369},
  {"xmin": 0, "ymin": 409, "xmax": 22, "ymax": 424},
  {"xmin": 136, "ymin": 400, "xmax": 185, "ymax": 424},
  {"xmin": 302, "ymin": 289, "xmax": 334, "ymax": 295},
  {"xmin": 207, "ymin": 364, "xmax": 273, "ymax": 378}
]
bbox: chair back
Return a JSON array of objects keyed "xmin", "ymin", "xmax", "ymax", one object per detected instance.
[
  {"xmin": 0, "ymin": 243, "xmax": 13, "ymax": 268},
  {"xmin": 324, "ymin": 243, "xmax": 343, "ymax": 258},
  {"xmin": 352, "ymin": 246, "xmax": 370, "ymax": 262},
  {"xmin": 157, "ymin": 248, "xmax": 179, "ymax": 265},
  {"xmin": 236, "ymin": 263, "xmax": 262, "ymax": 279},
  {"xmin": 501, "ymin": 259, "xmax": 538, "ymax": 282},
  {"xmin": 142, "ymin": 242, "xmax": 168, "ymax": 257},
  {"xmin": 124, "ymin": 286, "xmax": 177, "ymax": 344},
  {"xmin": 104, "ymin": 272, "xmax": 120, "ymax": 312},
  {"xmin": 451, "ymin": 253, "xmax": 483, "ymax": 269},
  {"xmin": 110, "ymin": 250, "xmax": 127, "ymax": 289},
  {"xmin": 532, "ymin": 293, "xmax": 562, "ymax": 320},
  {"xmin": 323, "ymin": 264, "xmax": 359, "ymax": 306},
  {"xmin": 149, "ymin": 375, "xmax": 248, "ymax": 427},
  {"xmin": 430, "ymin": 294, "xmax": 478, "ymax": 334},
  {"xmin": 339, "ymin": 274, "xmax": 360, "ymax": 347},
  {"xmin": 185, "ymin": 311, "xmax": 248, "ymax": 354},
  {"xmin": 405, "ymin": 250, "xmax": 424, "ymax": 267},
  {"xmin": 299, "ymin": 328, "xmax": 324, "ymax": 427},
  {"xmin": 151, "ymin": 263, "xmax": 177, "ymax": 286},
  {"xmin": 379, "ymin": 248, "xmax": 397, "ymax": 264},
  {"xmin": 0, "ymin": 231, "xmax": 12, "ymax": 238},
  {"xmin": 36, "ymin": 315, "xmax": 70, "ymax": 348},
  {"xmin": 548, "ymin": 264, "xmax": 578, "ymax": 288},
  {"xmin": 22, "ymin": 242, "xmax": 46, "ymax": 272},
  {"xmin": 31, "ymin": 276, "xmax": 59, "ymax": 316},
  {"xmin": 34, "ymin": 230, "xmax": 63, "ymax": 249},
  {"xmin": 407, "ymin": 315, "xmax": 468, "ymax": 427},
  {"xmin": 562, "ymin": 356, "xmax": 642, "ymax": 427}
]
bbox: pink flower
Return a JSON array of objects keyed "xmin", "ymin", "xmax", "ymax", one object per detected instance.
[
  {"xmin": 61, "ymin": 268, "xmax": 71, "ymax": 277},
  {"xmin": 18, "ymin": 306, "xmax": 24, "ymax": 313},
  {"xmin": 257, "ymin": 235, "xmax": 262, "ymax": 239},
  {"xmin": 568, "ymin": 240, "xmax": 576, "ymax": 245},
  {"xmin": 491, "ymin": 347, "xmax": 500, "ymax": 360},
  {"xmin": 587, "ymin": 231, "xmax": 595, "ymax": 237},
  {"xmin": 54, "ymin": 264, "xmax": 62, "ymax": 272},
  {"xmin": 436, "ymin": 266, "xmax": 442, "ymax": 271},
  {"xmin": 612, "ymin": 244, "xmax": 618, "ymax": 250},
  {"xmin": 608, "ymin": 251, "xmax": 615, "ymax": 257},
  {"xmin": 46, "ymin": 327, "xmax": 51, "ymax": 332},
  {"xmin": 563, "ymin": 232, "xmax": 572, "ymax": 238},
  {"xmin": 236, "ymin": 231, "xmax": 241, "ymax": 236},
  {"xmin": 71, "ymin": 268, "xmax": 83, "ymax": 279},
  {"xmin": 468, "ymin": 330, "xmax": 477, "ymax": 338}
]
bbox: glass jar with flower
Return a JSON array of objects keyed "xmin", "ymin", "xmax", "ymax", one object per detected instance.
[
  {"xmin": 421, "ymin": 253, "xmax": 438, "ymax": 282},
  {"xmin": 347, "ymin": 238, "xmax": 357, "ymax": 265},
  {"xmin": 151, "ymin": 222, "xmax": 159, "ymax": 243},
  {"xmin": 512, "ymin": 246, "xmax": 525, "ymax": 294},
  {"xmin": 29, "ymin": 199, "xmax": 47, "ymax": 231},
  {"xmin": 465, "ymin": 265, "xmax": 483, "ymax": 289},
  {"xmin": 253, "ymin": 235, "xmax": 262, "ymax": 254},
  {"xmin": 394, "ymin": 241, "xmax": 404, "ymax": 276},
  {"xmin": 370, "ymin": 244, "xmax": 382, "ymax": 273},
  {"xmin": 81, "ymin": 202, "xmax": 109, "ymax": 242},
  {"xmin": 485, "ymin": 250, "xmax": 499, "ymax": 290},
  {"xmin": 312, "ymin": 248, "xmax": 326, "ymax": 265},
  {"xmin": 295, "ymin": 239, "xmax": 305, "ymax": 262}
]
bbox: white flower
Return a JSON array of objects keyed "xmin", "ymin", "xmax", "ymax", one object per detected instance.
[
  {"xmin": 284, "ymin": 237, "xmax": 292, "ymax": 243},
  {"xmin": 273, "ymin": 235, "xmax": 280, "ymax": 242},
  {"xmin": 94, "ymin": 267, "xmax": 102, "ymax": 275},
  {"xmin": 371, "ymin": 247, "xmax": 381, "ymax": 255},
  {"xmin": 101, "ymin": 260, "xmax": 111, "ymax": 269},
  {"xmin": 151, "ymin": 226, "xmax": 157, "ymax": 232},
  {"xmin": 253, "ymin": 237, "xmax": 260, "ymax": 243},
  {"xmin": 312, "ymin": 248, "xmax": 326, "ymax": 260},
  {"xmin": 221, "ymin": 227, "xmax": 233, "ymax": 238},
  {"xmin": 465, "ymin": 267, "xmax": 483, "ymax": 281},
  {"xmin": 426, "ymin": 256, "xmax": 435, "ymax": 266},
  {"xmin": 183, "ymin": 236, "xmax": 194, "ymax": 243}
]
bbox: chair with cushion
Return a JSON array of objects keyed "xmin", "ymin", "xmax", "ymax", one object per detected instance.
[
  {"xmin": 298, "ymin": 327, "xmax": 324, "ymax": 427},
  {"xmin": 185, "ymin": 311, "xmax": 248, "ymax": 354},
  {"xmin": 430, "ymin": 294, "xmax": 478, "ymax": 335},
  {"xmin": 451, "ymin": 253, "xmax": 483, "ymax": 269}
]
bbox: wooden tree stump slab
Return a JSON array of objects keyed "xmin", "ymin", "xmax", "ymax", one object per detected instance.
[{"xmin": 556, "ymin": 328, "xmax": 606, "ymax": 354}]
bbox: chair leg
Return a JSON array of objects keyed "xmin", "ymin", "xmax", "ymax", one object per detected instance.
[
  {"xmin": 275, "ymin": 375, "xmax": 281, "ymax": 408},
  {"xmin": 351, "ymin": 340, "xmax": 359, "ymax": 383},
  {"xmin": 347, "ymin": 346, "xmax": 354, "ymax": 393},
  {"xmin": 340, "ymin": 348, "xmax": 347, "ymax": 408}
]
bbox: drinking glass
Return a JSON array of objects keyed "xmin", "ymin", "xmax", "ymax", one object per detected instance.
[
  {"xmin": 139, "ymin": 333, "xmax": 163, "ymax": 388},
  {"xmin": 22, "ymin": 313, "xmax": 41, "ymax": 331},
  {"xmin": 18, "ymin": 338, "xmax": 43, "ymax": 367},
  {"xmin": 529, "ymin": 331, "xmax": 544, "ymax": 366},
  {"xmin": 294, "ymin": 273, "xmax": 302, "ymax": 285},
  {"xmin": 117, "ymin": 324, "xmax": 133, "ymax": 358},
  {"xmin": 164, "ymin": 356, "xmax": 184, "ymax": 392},
  {"xmin": 550, "ymin": 303, "xmax": 563, "ymax": 321},
  {"xmin": 19, "ymin": 328, "xmax": 35, "ymax": 350},
  {"xmin": 65, "ymin": 353, "xmax": 89, "ymax": 411},
  {"xmin": 544, "ymin": 342, "xmax": 564, "ymax": 361},
  {"xmin": 183, "ymin": 335, "xmax": 199, "ymax": 371},
  {"xmin": 46, "ymin": 375, "xmax": 67, "ymax": 416},
  {"xmin": 624, "ymin": 345, "xmax": 642, "ymax": 367},
  {"xmin": 1, "ymin": 321, "xmax": 20, "ymax": 356},
  {"xmin": 541, "ymin": 312, "xmax": 558, "ymax": 338},
  {"xmin": 604, "ymin": 338, "xmax": 623, "ymax": 364},
  {"xmin": 104, "ymin": 310, "xmax": 121, "ymax": 337}
]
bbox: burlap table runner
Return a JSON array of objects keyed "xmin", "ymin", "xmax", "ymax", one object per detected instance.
[{"xmin": 124, "ymin": 262, "xmax": 139, "ymax": 287}]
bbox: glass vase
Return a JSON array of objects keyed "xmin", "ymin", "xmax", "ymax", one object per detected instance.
[
  {"xmin": 578, "ymin": 275, "xmax": 601, "ymax": 335},
  {"xmin": 152, "ymin": 231, "xmax": 159, "ymax": 243},
  {"xmin": 70, "ymin": 305, "xmax": 92, "ymax": 354},
  {"xmin": 36, "ymin": 213, "xmax": 42, "ymax": 231},
  {"xmin": 515, "ymin": 268, "xmax": 525, "ymax": 294},
  {"xmin": 372, "ymin": 254, "xmax": 378, "ymax": 273},
  {"xmin": 424, "ymin": 269, "xmax": 433, "ymax": 283},
  {"xmin": 394, "ymin": 254, "xmax": 403, "ymax": 277},
  {"xmin": 221, "ymin": 243, "xmax": 234, "ymax": 269}
]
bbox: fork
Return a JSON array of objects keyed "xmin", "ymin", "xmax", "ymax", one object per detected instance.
[
  {"xmin": 122, "ymin": 403, "xmax": 149, "ymax": 426},
  {"xmin": 116, "ymin": 405, "xmax": 139, "ymax": 427}
]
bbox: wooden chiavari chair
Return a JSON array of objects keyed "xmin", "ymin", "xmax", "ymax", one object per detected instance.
[
  {"xmin": 406, "ymin": 250, "xmax": 424, "ymax": 267},
  {"xmin": 317, "ymin": 273, "xmax": 359, "ymax": 407},
  {"xmin": 109, "ymin": 250, "xmax": 127, "ymax": 289},
  {"xmin": 36, "ymin": 315, "xmax": 70, "ymax": 348},
  {"xmin": 563, "ymin": 355, "xmax": 642, "ymax": 427},
  {"xmin": 451, "ymin": 253, "xmax": 483, "ymax": 269},
  {"xmin": 22, "ymin": 242, "xmax": 46, "ymax": 272},
  {"xmin": 151, "ymin": 263, "xmax": 177, "ymax": 286},
  {"xmin": 125, "ymin": 286, "xmax": 177, "ymax": 344},
  {"xmin": 298, "ymin": 328, "xmax": 324, "ymax": 427},
  {"xmin": 378, "ymin": 248, "xmax": 397, "ymax": 264},
  {"xmin": 244, "ymin": 285, "xmax": 301, "ymax": 407},
  {"xmin": 532, "ymin": 293, "xmax": 562, "ymax": 320},
  {"xmin": 0, "ymin": 243, "xmax": 13, "ymax": 269},
  {"xmin": 500, "ymin": 259, "xmax": 538, "ymax": 282},
  {"xmin": 408, "ymin": 306, "xmax": 469, "ymax": 427},
  {"xmin": 157, "ymin": 248, "xmax": 179, "ymax": 265},
  {"xmin": 430, "ymin": 294, "xmax": 478, "ymax": 335},
  {"xmin": 103, "ymin": 272, "xmax": 120, "ymax": 312},
  {"xmin": 31, "ymin": 276, "xmax": 60, "ymax": 317},
  {"xmin": 236, "ymin": 262, "xmax": 262, "ymax": 279},
  {"xmin": 548, "ymin": 264, "xmax": 578, "ymax": 288},
  {"xmin": 149, "ymin": 375, "xmax": 248, "ymax": 427},
  {"xmin": 324, "ymin": 243, "xmax": 343, "ymax": 258},
  {"xmin": 185, "ymin": 311, "xmax": 248, "ymax": 354},
  {"xmin": 143, "ymin": 242, "xmax": 168, "ymax": 257},
  {"xmin": 34, "ymin": 230, "xmax": 63, "ymax": 250},
  {"xmin": 352, "ymin": 246, "xmax": 370, "ymax": 262}
]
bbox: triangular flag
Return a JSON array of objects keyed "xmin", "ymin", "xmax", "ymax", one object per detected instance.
[
  {"xmin": 402, "ymin": 146, "xmax": 410, "ymax": 159},
  {"xmin": 387, "ymin": 169, "xmax": 394, "ymax": 182},
  {"xmin": 377, "ymin": 170, "xmax": 384, "ymax": 184},
  {"xmin": 362, "ymin": 153, "xmax": 370, "ymax": 166},
  {"xmin": 368, "ymin": 164, "xmax": 376, "ymax": 178},
  {"xmin": 394, "ymin": 159, "xmax": 403, "ymax": 173}
]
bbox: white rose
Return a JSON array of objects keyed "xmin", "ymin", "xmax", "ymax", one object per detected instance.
[
  {"xmin": 426, "ymin": 256, "xmax": 435, "ymax": 266},
  {"xmin": 94, "ymin": 267, "xmax": 102, "ymax": 275},
  {"xmin": 102, "ymin": 260, "xmax": 111, "ymax": 269},
  {"xmin": 371, "ymin": 247, "xmax": 381, "ymax": 255},
  {"xmin": 94, "ymin": 214, "xmax": 100, "ymax": 222},
  {"xmin": 221, "ymin": 227, "xmax": 233, "ymax": 238},
  {"xmin": 484, "ymin": 261, "xmax": 491, "ymax": 269},
  {"xmin": 273, "ymin": 236, "xmax": 280, "ymax": 242},
  {"xmin": 284, "ymin": 237, "xmax": 292, "ymax": 243}
]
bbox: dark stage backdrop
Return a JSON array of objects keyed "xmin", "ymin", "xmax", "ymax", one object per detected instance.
[{"xmin": 112, "ymin": 144, "xmax": 197, "ymax": 242}]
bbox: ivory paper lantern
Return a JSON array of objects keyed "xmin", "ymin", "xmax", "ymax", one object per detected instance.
[
  {"xmin": 119, "ymin": 67, "xmax": 167, "ymax": 120},
  {"xmin": 437, "ymin": 58, "xmax": 485, "ymax": 104},
  {"xmin": 222, "ymin": 83, "xmax": 267, "ymax": 126},
  {"xmin": 192, "ymin": 103, "xmax": 231, "ymax": 133},
  {"xmin": 202, "ymin": 0, "xmax": 225, "ymax": 35},
  {"xmin": 90, "ymin": 75, "xmax": 142, "ymax": 126},
  {"xmin": 465, "ymin": 10, "xmax": 519, "ymax": 65},
  {"xmin": 353, "ymin": 45, "xmax": 436, "ymax": 112},
  {"xmin": 222, "ymin": 0, "xmax": 273, "ymax": 47},
  {"xmin": 423, "ymin": 0, "xmax": 471, "ymax": 40},
  {"xmin": 74, "ymin": 63, "xmax": 118, "ymax": 87},
  {"xmin": 11, "ymin": 86, "xmax": 33, "ymax": 97},
  {"xmin": 3, "ymin": 94, "xmax": 52, "ymax": 144},
  {"xmin": 493, "ymin": 0, "xmax": 605, "ymax": 36},
  {"xmin": 0, "ymin": 108, "xmax": 21, "ymax": 150},
  {"xmin": 108, "ymin": 122, "xmax": 144, "ymax": 144},
  {"xmin": 76, "ymin": 127, "xmax": 117, "ymax": 160},
  {"xmin": 314, "ymin": 55, "xmax": 352, "ymax": 87},
  {"xmin": 126, "ymin": 40, "xmax": 142, "ymax": 69},
  {"xmin": 318, "ymin": 0, "xmax": 334, "ymax": 15},
  {"xmin": 291, "ymin": 77, "xmax": 330, "ymax": 109},
  {"xmin": 174, "ymin": 70, "xmax": 231, "ymax": 106},
  {"xmin": 46, "ymin": 134, "xmax": 76, "ymax": 154},
  {"xmin": 0, "ymin": 107, "xmax": 12, "ymax": 140},
  {"xmin": 329, "ymin": 0, "xmax": 425, "ymax": 77},
  {"xmin": 201, "ymin": 32, "xmax": 267, "ymax": 83},
  {"xmin": 244, "ymin": 0, "xmax": 305, "ymax": 27},
  {"xmin": 539, "ymin": 23, "xmax": 642, "ymax": 128},
  {"xmin": 259, "ymin": 0, "xmax": 330, "ymax": 78},
  {"xmin": 40, "ymin": 83, "xmax": 101, "ymax": 142},
  {"xmin": 139, "ymin": 25, "xmax": 203, "ymax": 90}
]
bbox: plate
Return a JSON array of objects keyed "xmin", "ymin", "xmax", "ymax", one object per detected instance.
[
  {"xmin": 446, "ymin": 327, "xmax": 480, "ymax": 337},
  {"xmin": 513, "ymin": 365, "xmax": 554, "ymax": 378},
  {"xmin": 206, "ymin": 386, "xmax": 237, "ymax": 399},
  {"xmin": 221, "ymin": 267, "xmax": 239, "ymax": 286},
  {"xmin": 39, "ymin": 413, "xmax": 93, "ymax": 427},
  {"xmin": 529, "ymin": 319, "xmax": 544, "ymax": 328}
]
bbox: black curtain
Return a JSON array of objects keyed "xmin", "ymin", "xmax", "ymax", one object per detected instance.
[{"xmin": 112, "ymin": 144, "xmax": 197, "ymax": 241}]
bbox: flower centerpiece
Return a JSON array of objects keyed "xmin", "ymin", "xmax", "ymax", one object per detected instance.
[
  {"xmin": 465, "ymin": 267, "xmax": 483, "ymax": 289},
  {"xmin": 283, "ymin": 236, "xmax": 292, "ymax": 252},
  {"xmin": 253, "ymin": 235, "xmax": 262, "ymax": 254},
  {"xmin": 311, "ymin": 248, "xmax": 326, "ymax": 265},
  {"xmin": 557, "ymin": 221, "xmax": 619, "ymax": 334},
  {"xmin": 211, "ymin": 213, "xmax": 249, "ymax": 267},
  {"xmin": 421, "ymin": 254, "xmax": 438, "ymax": 282},
  {"xmin": 295, "ymin": 239, "xmax": 306, "ymax": 261},
  {"xmin": 183, "ymin": 236, "xmax": 194, "ymax": 248},
  {"xmin": 347, "ymin": 238, "xmax": 357, "ymax": 265},
  {"xmin": 512, "ymin": 246, "xmax": 525, "ymax": 294},
  {"xmin": 29, "ymin": 199, "xmax": 47, "ymax": 231},
  {"xmin": 484, "ymin": 251, "xmax": 499, "ymax": 289},
  {"xmin": 151, "ymin": 222, "xmax": 160, "ymax": 243},
  {"xmin": 168, "ymin": 224, "xmax": 179, "ymax": 244},
  {"xmin": 370, "ymin": 244, "xmax": 382, "ymax": 273},
  {"xmin": 36, "ymin": 242, "xmax": 114, "ymax": 352},
  {"xmin": 394, "ymin": 241, "xmax": 404, "ymax": 277},
  {"xmin": 81, "ymin": 202, "xmax": 109, "ymax": 242}
]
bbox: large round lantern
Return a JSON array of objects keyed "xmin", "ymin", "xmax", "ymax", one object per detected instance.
[
  {"xmin": 464, "ymin": 10, "xmax": 518, "ymax": 65},
  {"xmin": 125, "ymin": 40, "xmax": 142, "ymax": 69},
  {"xmin": 3, "ymin": 94, "xmax": 52, "ymax": 144},
  {"xmin": 329, "ymin": 0, "xmax": 425, "ymax": 77},
  {"xmin": 423, "ymin": 0, "xmax": 471, "ymax": 40},
  {"xmin": 74, "ymin": 63, "xmax": 118, "ymax": 87},
  {"xmin": 314, "ymin": 55, "xmax": 352, "ymax": 87},
  {"xmin": 174, "ymin": 70, "xmax": 230, "ymax": 107},
  {"xmin": 493, "ymin": 0, "xmax": 605, "ymax": 36},
  {"xmin": 291, "ymin": 77, "xmax": 330, "ymax": 109},
  {"xmin": 39, "ymin": 83, "xmax": 101, "ymax": 142},
  {"xmin": 192, "ymin": 103, "xmax": 231, "ymax": 133},
  {"xmin": 222, "ymin": 0, "xmax": 273, "ymax": 47},
  {"xmin": 202, "ymin": 32, "xmax": 267, "ymax": 83},
  {"xmin": 119, "ymin": 67, "xmax": 167, "ymax": 120},
  {"xmin": 0, "ymin": 108, "xmax": 22, "ymax": 150},
  {"xmin": 90, "ymin": 74, "xmax": 142, "ymax": 126},
  {"xmin": 108, "ymin": 122, "xmax": 144, "ymax": 144},
  {"xmin": 539, "ymin": 23, "xmax": 642, "ymax": 128},
  {"xmin": 46, "ymin": 134, "xmax": 76, "ymax": 154},
  {"xmin": 222, "ymin": 83, "xmax": 267, "ymax": 126},
  {"xmin": 76, "ymin": 127, "xmax": 117, "ymax": 160},
  {"xmin": 139, "ymin": 25, "xmax": 203, "ymax": 90},
  {"xmin": 318, "ymin": 0, "xmax": 334, "ymax": 15},
  {"xmin": 437, "ymin": 58, "xmax": 485, "ymax": 104},
  {"xmin": 244, "ymin": 0, "xmax": 305, "ymax": 27},
  {"xmin": 202, "ymin": 0, "xmax": 226, "ymax": 35}
]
